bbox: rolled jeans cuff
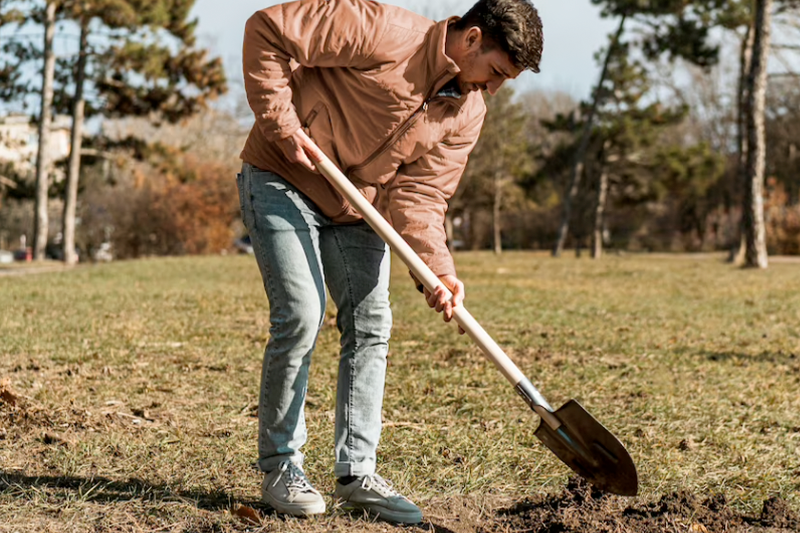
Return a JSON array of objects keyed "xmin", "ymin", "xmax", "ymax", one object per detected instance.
[{"xmin": 334, "ymin": 458, "xmax": 377, "ymax": 478}]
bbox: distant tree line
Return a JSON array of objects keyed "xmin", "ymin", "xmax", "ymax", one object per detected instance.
[
  {"xmin": 0, "ymin": 0, "xmax": 227, "ymax": 262},
  {"xmin": 1, "ymin": 0, "xmax": 799, "ymax": 268},
  {"xmin": 452, "ymin": 0, "xmax": 800, "ymax": 268}
]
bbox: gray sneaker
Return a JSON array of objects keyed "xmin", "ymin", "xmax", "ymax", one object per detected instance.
[
  {"xmin": 334, "ymin": 474, "xmax": 422, "ymax": 524},
  {"xmin": 262, "ymin": 461, "xmax": 326, "ymax": 516}
]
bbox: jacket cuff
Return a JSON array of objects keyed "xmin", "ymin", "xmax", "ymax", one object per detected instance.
[
  {"xmin": 425, "ymin": 253, "xmax": 457, "ymax": 280},
  {"xmin": 262, "ymin": 116, "xmax": 302, "ymax": 143}
]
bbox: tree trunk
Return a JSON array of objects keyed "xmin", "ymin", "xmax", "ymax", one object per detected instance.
[
  {"xmin": 492, "ymin": 172, "xmax": 503, "ymax": 255},
  {"xmin": 742, "ymin": 0, "xmax": 772, "ymax": 269},
  {"xmin": 553, "ymin": 13, "xmax": 626, "ymax": 257},
  {"xmin": 33, "ymin": 1, "xmax": 57, "ymax": 261},
  {"xmin": 592, "ymin": 168, "xmax": 609, "ymax": 259},
  {"xmin": 463, "ymin": 209, "xmax": 477, "ymax": 251},
  {"xmin": 62, "ymin": 21, "xmax": 89, "ymax": 265},
  {"xmin": 738, "ymin": 24, "xmax": 755, "ymax": 177},
  {"xmin": 789, "ymin": 143, "xmax": 798, "ymax": 204},
  {"xmin": 729, "ymin": 22, "xmax": 755, "ymax": 264}
]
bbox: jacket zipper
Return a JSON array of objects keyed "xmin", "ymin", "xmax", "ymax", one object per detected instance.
[{"xmin": 345, "ymin": 73, "xmax": 454, "ymax": 177}]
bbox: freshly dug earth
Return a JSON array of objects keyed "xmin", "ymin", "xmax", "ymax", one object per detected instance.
[{"xmin": 475, "ymin": 477, "xmax": 800, "ymax": 533}]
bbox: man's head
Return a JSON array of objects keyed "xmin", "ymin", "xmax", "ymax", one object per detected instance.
[{"xmin": 446, "ymin": 0, "xmax": 543, "ymax": 95}]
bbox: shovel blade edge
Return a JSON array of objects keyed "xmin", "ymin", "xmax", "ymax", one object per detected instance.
[{"xmin": 534, "ymin": 399, "xmax": 638, "ymax": 497}]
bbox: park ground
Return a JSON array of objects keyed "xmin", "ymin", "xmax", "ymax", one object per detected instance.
[{"xmin": 1, "ymin": 252, "xmax": 799, "ymax": 532}]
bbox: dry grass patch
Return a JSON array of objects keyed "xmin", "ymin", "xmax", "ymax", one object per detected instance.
[{"xmin": 1, "ymin": 252, "xmax": 799, "ymax": 532}]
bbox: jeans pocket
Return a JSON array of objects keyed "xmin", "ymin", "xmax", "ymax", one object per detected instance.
[
  {"xmin": 236, "ymin": 171, "xmax": 252, "ymax": 233},
  {"xmin": 235, "ymin": 172, "xmax": 244, "ymax": 210},
  {"xmin": 238, "ymin": 169, "xmax": 258, "ymax": 232}
]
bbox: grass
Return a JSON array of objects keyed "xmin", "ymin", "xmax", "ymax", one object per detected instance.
[{"xmin": 1, "ymin": 251, "xmax": 799, "ymax": 532}]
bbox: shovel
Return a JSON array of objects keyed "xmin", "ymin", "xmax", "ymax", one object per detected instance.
[{"xmin": 308, "ymin": 146, "xmax": 639, "ymax": 497}]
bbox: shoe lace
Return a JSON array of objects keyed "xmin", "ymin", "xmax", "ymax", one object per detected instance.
[
  {"xmin": 272, "ymin": 461, "xmax": 315, "ymax": 493},
  {"xmin": 360, "ymin": 474, "xmax": 400, "ymax": 498}
]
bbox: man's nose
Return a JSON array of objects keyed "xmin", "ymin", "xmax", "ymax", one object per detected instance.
[{"xmin": 487, "ymin": 79, "xmax": 504, "ymax": 96}]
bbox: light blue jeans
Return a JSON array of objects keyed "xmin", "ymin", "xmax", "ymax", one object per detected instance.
[{"xmin": 237, "ymin": 163, "xmax": 391, "ymax": 478}]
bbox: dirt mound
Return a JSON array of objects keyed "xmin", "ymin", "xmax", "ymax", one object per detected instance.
[{"xmin": 480, "ymin": 478, "xmax": 799, "ymax": 533}]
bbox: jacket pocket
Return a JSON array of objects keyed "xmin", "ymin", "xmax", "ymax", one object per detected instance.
[
  {"xmin": 303, "ymin": 101, "xmax": 340, "ymax": 168},
  {"xmin": 303, "ymin": 102, "xmax": 324, "ymax": 129}
]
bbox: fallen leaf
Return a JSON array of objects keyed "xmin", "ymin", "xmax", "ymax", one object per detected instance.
[
  {"xmin": 240, "ymin": 402, "xmax": 258, "ymax": 417},
  {"xmin": 42, "ymin": 432, "xmax": 71, "ymax": 447},
  {"xmin": 131, "ymin": 408, "xmax": 155, "ymax": 421},
  {"xmin": 690, "ymin": 523, "xmax": 709, "ymax": 533},
  {"xmin": 232, "ymin": 505, "xmax": 261, "ymax": 525},
  {"xmin": 0, "ymin": 388, "xmax": 18, "ymax": 406}
]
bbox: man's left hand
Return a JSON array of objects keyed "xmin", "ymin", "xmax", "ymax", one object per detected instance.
[{"xmin": 423, "ymin": 274, "xmax": 466, "ymax": 335}]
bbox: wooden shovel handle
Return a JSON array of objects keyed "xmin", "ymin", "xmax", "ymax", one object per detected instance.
[{"xmin": 312, "ymin": 149, "xmax": 561, "ymax": 429}]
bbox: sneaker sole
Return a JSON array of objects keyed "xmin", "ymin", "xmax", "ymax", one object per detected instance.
[
  {"xmin": 339, "ymin": 501, "xmax": 423, "ymax": 524},
  {"xmin": 262, "ymin": 492, "xmax": 326, "ymax": 517}
]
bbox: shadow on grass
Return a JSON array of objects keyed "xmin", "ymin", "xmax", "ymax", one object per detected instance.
[
  {"xmin": 0, "ymin": 472, "xmax": 462, "ymax": 532},
  {"xmin": 699, "ymin": 350, "xmax": 798, "ymax": 364},
  {"xmin": 0, "ymin": 471, "xmax": 255, "ymax": 511}
]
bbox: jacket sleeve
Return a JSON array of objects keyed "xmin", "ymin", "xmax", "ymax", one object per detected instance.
[
  {"xmin": 243, "ymin": 0, "xmax": 387, "ymax": 142},
  {"xmin": 385, "ymin": 108, "xmax": 485, "ymax": 278}
]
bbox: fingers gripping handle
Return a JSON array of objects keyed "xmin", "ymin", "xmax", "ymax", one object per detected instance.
[{"xmin": 311, "ymin": 149, "xmax": 562, "ymax": 431}]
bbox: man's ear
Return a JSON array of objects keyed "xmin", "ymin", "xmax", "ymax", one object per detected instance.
[{"xmin": 464, "ymin": 26, "xmax": 483, "ymax": 51}]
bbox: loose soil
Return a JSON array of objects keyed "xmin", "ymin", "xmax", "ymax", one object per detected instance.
[
  {"xmin": 461, "ymin": 477, "xmax": 800, "ymax": 533},
  {"xmin": 223, "ymin": 478, "xmax": 800, "ymax": 532}
]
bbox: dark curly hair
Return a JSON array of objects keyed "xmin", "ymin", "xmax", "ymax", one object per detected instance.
[{"xmin": 454, "ymin": 0, "xmax": 544, "ymax": 73}]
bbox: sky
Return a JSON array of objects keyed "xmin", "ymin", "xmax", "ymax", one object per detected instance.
[{"xmin": 189, "ymin": 0, "xmax": 619, "ymax": 102}]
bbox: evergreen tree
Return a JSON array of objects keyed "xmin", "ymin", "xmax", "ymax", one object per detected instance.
[
  {"xmin": 553, "ymin": 0, "xmax": 724, "ymax": 257},
  {"xmin": 552, "ymin": 13, "xmax": 626, "ymax": 258},
  {"xmin": 58, "ymin": 0, "xmax": 227, "ymax": 264},
  {"xmin": 540, "ymin": 31, "xmax": 721, "ymax": 256},
  {"xmin": 0, "ymin": 0, "xmax": 227, "ymax": 262},
  {"xmin": 551, "ymin": 1, "xmax": 723, "ymax": 257}
]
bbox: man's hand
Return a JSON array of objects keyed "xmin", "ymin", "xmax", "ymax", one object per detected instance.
[
  {"xmin": 278, "ymin": 128, "xmax": 323, "ymax": 172},
  {"xmin": 418, "ymin": 274, "xmax": 466, "ymax": 335}
]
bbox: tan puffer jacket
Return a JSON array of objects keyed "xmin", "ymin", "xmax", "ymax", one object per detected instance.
[{"xmin": 241, "ymin": 0, "xmax": 486, "ymax": 277}]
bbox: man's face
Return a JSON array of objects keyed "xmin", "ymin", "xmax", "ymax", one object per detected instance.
[{"xmin": 453, "ymin": 29, "xmax": 522, "ymax": 96}]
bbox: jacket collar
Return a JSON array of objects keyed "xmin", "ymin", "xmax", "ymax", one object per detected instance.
[{"xmin": 425, "ymin": 17, "xmax": 463, "ymax": 98}]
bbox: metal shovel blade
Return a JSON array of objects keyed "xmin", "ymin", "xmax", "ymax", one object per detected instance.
[{"xmin": 534, "ymin": 400, "xmax": 638, "ymax": 496}]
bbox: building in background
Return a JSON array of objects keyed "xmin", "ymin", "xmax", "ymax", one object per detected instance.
[
  {"xmin": 0, "ymin": 113, "xmax": 72, "ymax": 179},
  {"xmin": 0, "ymin": 114, "xmax": 72, "ymax": 257}
]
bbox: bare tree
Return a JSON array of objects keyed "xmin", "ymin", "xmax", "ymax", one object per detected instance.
[
  {"xmin": 62, "ymin": 19, "xmax": 88, "ymax": 265},
  {"xmin": 592, "ymin": 142, "xmax": 611, "ymax": 259},
  {"xmin": 553, "ymin": 14, "xmax": 626, "ymax": 257},
  {"xmin": 33, "ymin": 1, "xmax": 56, "ymax": 260},
  {"xmin": 492, "ymin": 171, "xmax": 504, "ymax": 255},
  {"xmin": 742, "ymin": 0, "xmax": 773, "ymax": 268}
]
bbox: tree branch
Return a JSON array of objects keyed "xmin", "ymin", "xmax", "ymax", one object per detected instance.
[{"xmin": 0, "ymin": 175, "xmax": 18, "ymax": 189}]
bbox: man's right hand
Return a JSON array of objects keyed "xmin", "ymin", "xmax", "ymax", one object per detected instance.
[{"xmin": 278, "ymin": 128, "xmax": 323, "ymax": 172}]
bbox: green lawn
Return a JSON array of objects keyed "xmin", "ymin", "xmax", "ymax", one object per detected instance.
[{"xmin": 1, "ymin": 252, "xmax": 799, "ymax": 532}]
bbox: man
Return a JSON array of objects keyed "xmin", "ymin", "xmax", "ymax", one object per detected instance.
[{"xmin": 239, "ymin": 0, "xmax": 543, "ymax": 524}]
